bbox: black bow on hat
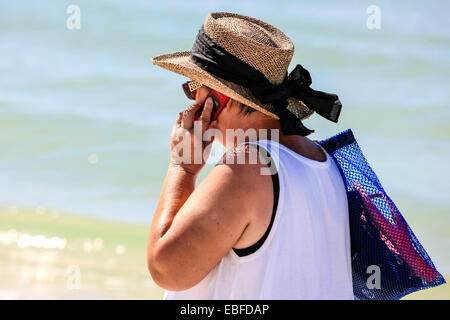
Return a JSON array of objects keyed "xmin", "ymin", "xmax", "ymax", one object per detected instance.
[
  {"xmin": 252, "ymin": 64, "xmax": 342, "ymax": 136},
  {"xmin": 191, "ymin": 26, "xmax": 342, "ymax": 136}
]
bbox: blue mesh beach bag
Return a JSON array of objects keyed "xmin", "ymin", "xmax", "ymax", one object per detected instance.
[{"xmin": 318, "ymin": 129, "xmax": 446, "ymax": 300}]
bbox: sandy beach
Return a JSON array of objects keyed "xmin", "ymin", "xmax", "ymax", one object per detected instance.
[
  {"xmin": 0, "ymin": 205, "xmax": 448, "ymax": 300},
  {"xmin": 0, "ymin": 205, "xmax": 164, "ymax": 299}
]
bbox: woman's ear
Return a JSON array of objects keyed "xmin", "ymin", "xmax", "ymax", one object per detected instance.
[
  {"xmin": 222, "ymin": 99, "xmax": 239, "ymax": 115},
  {"xmin": 228, "ymin": 98, "xmax": 237, "ymax": 109}
]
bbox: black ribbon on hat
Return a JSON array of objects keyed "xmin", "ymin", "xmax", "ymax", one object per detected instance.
[{"xmin": 191, "ymin": 26, "xmax": 342, "ymax": 136}]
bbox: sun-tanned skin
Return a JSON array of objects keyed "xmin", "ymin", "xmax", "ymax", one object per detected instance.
[{"xmin": 146, "ymin": 85, "xmax": 327, "ymax": 291}]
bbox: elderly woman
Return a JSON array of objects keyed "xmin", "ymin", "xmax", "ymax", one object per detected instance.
[{"xmin": 146, "ymin": 12, "xmax": 352, "ymax": 299}]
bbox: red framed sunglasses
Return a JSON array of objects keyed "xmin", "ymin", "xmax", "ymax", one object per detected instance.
[{"xmin": 182, "ymin": 81, "xmax": 230, "ymax": 121}]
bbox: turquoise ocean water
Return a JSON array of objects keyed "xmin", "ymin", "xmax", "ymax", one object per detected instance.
[{"xmin": 1, "ymin": 1, "xmax": 449, "ymax": 272}]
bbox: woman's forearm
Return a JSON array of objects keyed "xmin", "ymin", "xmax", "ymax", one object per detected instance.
[
  {"xmin": 149, "ymin": 164, "xmax": 197, "ymax": 242},
  {"xmin": 147, "ymin": 100, "xmax": 214, "ymax": 285},
  {"xmin": 146, "ymin": 164, "xmax": 197, "ymax": 285}
]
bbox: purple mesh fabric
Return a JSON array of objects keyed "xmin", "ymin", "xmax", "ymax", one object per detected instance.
[{"xmin": 319, "ymin": 129, "xmax": 445, "ymax": 300}]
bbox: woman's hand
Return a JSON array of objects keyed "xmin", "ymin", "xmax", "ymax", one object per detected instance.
[{"xmin": 170, "ymin": 97, "xmax": 217, "ymax": 177}]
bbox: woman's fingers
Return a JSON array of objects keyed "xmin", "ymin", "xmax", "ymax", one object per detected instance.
[
  {"xmin": 199, "ymin": 97, "xmax": 213, "ymax": 126},
  {"xmin": 181, "ymin": 103, "xmax": 201, "ymax": 129},
  {"xmin": 175, "ymin": 112, "xmax": 182, "ymax": 124},
  {"xmin": 170, "ymin": 98, "xmax": 217, "ymax": 170},
  {"xmin": 180, "ymin": 97, "xmax": 214, "ymax": 130}
]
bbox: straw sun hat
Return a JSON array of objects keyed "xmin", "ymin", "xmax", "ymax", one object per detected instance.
[{"xmin": 151, "ymin": 12, "xmax": 341, "ymax": 134}]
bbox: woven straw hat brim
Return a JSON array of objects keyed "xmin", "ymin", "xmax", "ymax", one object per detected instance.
[{"xmin": 152, "ymin": 51, "xmax": 315, "ymax": 121}]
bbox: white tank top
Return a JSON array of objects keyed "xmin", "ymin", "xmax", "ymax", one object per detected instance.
[{"xmin": 164, "ymin": 140, "xmax": 354, "ymax": 300}]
